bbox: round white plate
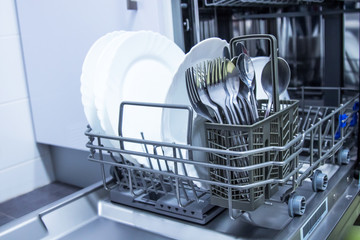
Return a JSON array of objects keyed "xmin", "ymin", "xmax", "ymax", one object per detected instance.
[
  {"xmin": 161, "ymin": 37, "xmax": 228, "ymax": 181},
  {"xmin": 162, "ymin": 37, "xmax": 228, "ymax": 145},
  {"xmin": 80, "ymin": 31, "xmax": 123, "ymax": 134},
  {"xmin": 94, "ymin": 31, "xmax": 135, "ymax": 134},
  {"xmin": 102, "ymin": 31, "xmax": 185, "ymax": 168}
]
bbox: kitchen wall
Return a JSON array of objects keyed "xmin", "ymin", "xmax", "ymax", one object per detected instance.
[{"xmin": 0, "ymin": 0, "xmax": 54, "ymax": 203}]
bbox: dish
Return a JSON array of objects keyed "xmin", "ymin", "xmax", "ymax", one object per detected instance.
[
  {"xmin": 94, "ymin": 31, "xmax": 134, "ymax": 134},
  {"xmin": 101, "ymin": 31, "xmax": 185, "ymax": 169},
  {"xmin": 161, "ymin": 37, "xmax": 228, "ymax": 181},
  {"xmin": 80, "ymin": 31, "xmax": 122, "ymax": 134},
  {"xmin": 162, "ymin": 38, "xmax": 228, "ymax": 144}
]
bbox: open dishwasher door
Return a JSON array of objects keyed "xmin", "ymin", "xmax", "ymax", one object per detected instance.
[{"xmin": 0, "ymin": 156, "xmax": 359, "ymax": 240}]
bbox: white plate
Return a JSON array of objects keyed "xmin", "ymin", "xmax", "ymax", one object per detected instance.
[
  {"xmin": 94, "ymin": 31, "xmax": 135, "ymax": 134},
  {"xmin": 80, "ymin": 31, "xmax": 123, "ymax": 134},
  {"xmin": 162, "ymin": 38, "xmax": 228, "ymax": 181},
  {"xmin": 102, "ymin": 31, "xmax": 185, "ymax": 168}
]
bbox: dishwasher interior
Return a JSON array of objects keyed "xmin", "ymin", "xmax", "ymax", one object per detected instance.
[{"xmin": 1, "ymin": 1, "xmax": 359, "ymax": 239}]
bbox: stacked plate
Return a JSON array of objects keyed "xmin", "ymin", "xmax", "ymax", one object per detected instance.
[
  {"xmin": 80, "ymin": 30, "xmax": 185, "ymax": 168},
  {"xmin": 161, "ymin": 37, "xmax": 229, "ymax": 183},
  {"xmin": 81, "ymin": 33, "xmax": 243, "ymax": 184}
]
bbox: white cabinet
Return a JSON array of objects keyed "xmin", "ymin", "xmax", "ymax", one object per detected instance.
[{"xmin": 16, "ymin": 0, "xmax": 182, "ymax": 150}]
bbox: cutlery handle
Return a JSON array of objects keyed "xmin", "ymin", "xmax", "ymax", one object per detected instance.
[
  {"xmin": 119, "ymin": 101, "xmax": 194, "ymax": 145},
  {"xmin": 265, "ymin": 98, "xmax": 272, "ymax": 118},
  {"xmin": 227, "ymin": 100, "xmax": 241, "ymax": 125},
  {"xmin": 233, "ymin": 97, "xmax": 247, "ymax": 125},
  {"xmin": 238, "ymin": 97, "xmax": 254, "ymax": 125},
  {"xmin": 242, "ymin": 97, "xmax": 254, "ymax": 124},
  {"xmin": 250, "ymin": 91, "xmax": 259, "ymax": 121},
  {"xmin": 223, "ymin": 107, "xmax": 234, "ymax": 125}
]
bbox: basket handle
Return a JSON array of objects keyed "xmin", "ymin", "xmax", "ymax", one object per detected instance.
[
  {"xmin": 229, "ymin": 34, "xmax": 280, "ymax": 113},
  {"xmin": 118, "ymin": 101, "xmax": 194, "ymax": 146}
]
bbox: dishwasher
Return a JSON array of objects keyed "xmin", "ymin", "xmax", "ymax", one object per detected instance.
[{"xmin": 1, "ymin": 1, "xmax": 359, "ymax": 239}]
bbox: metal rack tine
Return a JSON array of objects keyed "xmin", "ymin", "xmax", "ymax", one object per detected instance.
[
  {"xmin": 140, "ymin": 132, "xmax": 158, "ymax": 194},
  {"xmin": 172, "ymin": 147, "xmax": 190, "ymax": 206},
  {"xmin": 153, "ymin": 145, "xmax": 163, "ymax": 172},
  {"xmin": 140, "ymin": 132, "xmax": 155, "ymax": 170},
  {"xmin": 153, "ymin": 147, "xmax": 170, "ymax": 193},
  {"xmin": 160, "ymin": 146, "xmax": 177, "ymax": 194},
  {"xmin": 322, "ymin": 119, "xmax": 332, "ymax": 149},
  {"xmin": 177, "ymin": 148, "xmax": 200, "ymax": 202},
  {"xmin": 127, "ymin": 168, "xmax": 145, "ymax": 197},
  {"xmin": 302, "ymin": 106, "xmax": 312, "ymax": 131},
  {"xmin": 311, "ymin": 107, "xmax": 321, "ymax": 126}
]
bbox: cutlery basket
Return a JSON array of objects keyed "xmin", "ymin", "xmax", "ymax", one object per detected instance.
[{"xmin": 205, "ymin": 99, "xmax": 299, "ymax": 210}]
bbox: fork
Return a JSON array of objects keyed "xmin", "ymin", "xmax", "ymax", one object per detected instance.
[
  {"xmin": 222, "ymin": 58, "xmax": 247, "ymax": 125},
  {"xmin": 209, "ymin": 58, "xmax": 250, "ymax": 187},
  {"xmin": 185, "ymin": 68, "xmax": 216, "ymax": 123},
  {"xmin": 206, "ymin": 58, "xmax": 235, "ymax": 125},
  {"xmin": 194, "ymin": 62, "xmax": 223, "ymax": 124},
  {"xmin": 238, "ymin": 81, "xmax": 256, "ymax": 124},
  {"xmin": 217, "ymin": 58, "xmax": 241, "ymax": 125}
]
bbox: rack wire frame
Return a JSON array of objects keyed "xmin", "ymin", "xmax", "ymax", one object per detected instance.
[{"xmin": 85, "ymin": 90, "xmax": 358, "ymax": 219}]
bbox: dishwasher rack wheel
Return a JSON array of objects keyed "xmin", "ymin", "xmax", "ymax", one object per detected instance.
[
  {"xmin": 312, "ymin": 169, "xmax": 328, "ymax": 192},
  {"xmin": 288, "ymin": 194, "xmax": 306, "ymax": 218},
  {"xmin": 337, "ymin": 148, "xmax": 350, "ymax": 165}
]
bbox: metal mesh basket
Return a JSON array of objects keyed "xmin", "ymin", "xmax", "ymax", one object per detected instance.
[{"xmin": 205, "ymin": 100, "xmax": 299, "ymax": 210}]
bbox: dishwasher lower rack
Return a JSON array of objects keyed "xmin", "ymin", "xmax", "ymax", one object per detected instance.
[
  {"xmin": 85, "ymin": 103, "xmax": 302, "ymax": 223},
  {"xmin": 85, "ymin": 129, "xmax": 301, "ymax": 223},
  {"xmin": 85, "ymin": 92, "xmax": 358, "ymax": 224}
]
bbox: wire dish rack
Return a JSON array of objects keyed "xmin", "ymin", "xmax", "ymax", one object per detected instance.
[{"xmin": 85, "ymin": 88, "xmax": 358, "ymax": 223}]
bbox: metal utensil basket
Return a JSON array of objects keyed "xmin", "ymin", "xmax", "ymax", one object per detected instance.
[
  {"xmin": 205, "ymin": 99, "xmax": 299, "ymax": 210},
  {"xmin": 205, "ymin": 34, "xmax": 299, "ymax": 211}
]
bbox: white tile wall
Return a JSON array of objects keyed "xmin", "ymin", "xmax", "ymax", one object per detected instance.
[
  {"xmin": 0, "ymin": 0, "xmax": 54, "ymax": 202},
  {"xmin": 0, "ymin": 0, "xmax": 19, "ymax": 36},
  {"xmin": 0, "ymin": 99, "xmax": 40, "ymax": 169},
  {"xmin": 0, "ymin": 36, "xmax": 28, "ymax": 103}
]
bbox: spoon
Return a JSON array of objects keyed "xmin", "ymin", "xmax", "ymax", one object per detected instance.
[
  {"xmin": 237, "ymin": 53, "xmax": 259, "ymax": 121},
  {"xmin": 238, "ymin": 81, "xmax": 253, "ymax": 124},
  {"xmin": 223, "ymin": 46, "xmax": 231, "ymax": 60},
  {"xmin": 234, "ymin": 41, "xmax": 248, "ymax": 56},
  {"xmin": 231, "ymin": 56, "xmax": 238, "ymax": 66},
  {"xmin": 261, "ymin": 57, "xmax": 290, "ymax": 118}
]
